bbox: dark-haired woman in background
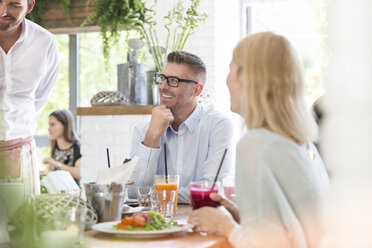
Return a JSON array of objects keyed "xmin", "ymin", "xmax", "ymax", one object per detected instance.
[{"xmin": 43, "ymin": 110, "xmax": 82, "ymax": 185}]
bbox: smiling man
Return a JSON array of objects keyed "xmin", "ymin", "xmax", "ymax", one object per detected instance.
[
  {"xmin": 0, "ymin": 0, "xmax": 59, "ymax": 197},
  {"xmin": 129, "ymin": 51, "xmax": 233, "ymax": 203}
]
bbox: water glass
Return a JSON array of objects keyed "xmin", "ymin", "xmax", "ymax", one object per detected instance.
[
  {"xmin": 150, "ymin": 188, "xmax": 158, "ymax": 211},
  {"xmin": 154, "ymin": 175, "xmax": 179, "ymax": 212},
  {"xmin": 0, "ymin": 196, "xmax": 10, "ymax": 243},
  {"xmin": 154, "ymin": 189, "xmax": 176, "ymax": 219},
  {"xmin": 41, "ymin": 199, "xmax": 87, "ymax": 248},
  {"xmin": 136, "ymin": 186, "xmax": 152, "ymax": 210}
]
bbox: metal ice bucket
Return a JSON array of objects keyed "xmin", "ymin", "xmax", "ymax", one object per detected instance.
[{"xmin": 84, "ymin": 182, "xmax": 130, "ymax": 223}]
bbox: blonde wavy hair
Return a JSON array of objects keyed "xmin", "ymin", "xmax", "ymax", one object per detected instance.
[{"xmin": 233, "ymin": 32, "xmax": 317, "ymax": 144}]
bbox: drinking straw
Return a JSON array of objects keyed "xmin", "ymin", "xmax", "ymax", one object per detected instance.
[
  {"xmin": 164, "ymin": 143, "xmax": 168, "ymax": 183},
  {"xmin": 211, "ymin": 148, "xmax": 228, "ymax": 189},
  {"xmin": 106, "ymin": 148, "xmax": 111, "ymax": 168}
]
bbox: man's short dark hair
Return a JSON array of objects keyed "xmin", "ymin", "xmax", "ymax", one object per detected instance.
[{"xmin": 167, "ymin": 51, "xmax": 207, "ymax": 84}]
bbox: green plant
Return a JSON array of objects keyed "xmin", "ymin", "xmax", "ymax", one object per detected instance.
[
  {"xmin": 26, "ymin": 0, "xmax": 71, "ymax": 24},
  {"xmin": 26, "ymin": 0, "xmax": 46, "ymax": 24},
  {"xmin": 84, "ymin": 0, "xmax": 207, "ymax": 70},
  {"xmin": 60, "ymin": 0, "xmax": 71, "ymax": 18},
  {"xmin": 140, "ymin": 0, "xmax": 207, "ymax": 71},
  {"xmin": 83, "ymin": 0, "xmax": 148, "ymax": 59}
]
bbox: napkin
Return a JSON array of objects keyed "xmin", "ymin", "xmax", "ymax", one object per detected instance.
[
  {"xmin": 41, "ymin": 171, "xmax": 80, "ymax": 194},
  {"xmin": 96, "ymin": 156, "xmax": 139, "ymax": 184}
]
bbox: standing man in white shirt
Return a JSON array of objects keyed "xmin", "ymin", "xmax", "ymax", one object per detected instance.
[
  {"xmin": 0, "ymin": 0, "xmax": 59, "ymax": 196},
  {"xmin": 129, "ymin": 51, "xmax": 233, "ymax": 203}
]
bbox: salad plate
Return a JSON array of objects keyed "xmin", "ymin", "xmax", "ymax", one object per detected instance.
[{"xmin": 92, "ymin": 221, "xmax": 193, "ymax": 238}]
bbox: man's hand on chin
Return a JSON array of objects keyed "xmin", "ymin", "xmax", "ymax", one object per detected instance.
[{"xmin": 143, "ymin": 105, "xmax": 174, "ymax": 148}]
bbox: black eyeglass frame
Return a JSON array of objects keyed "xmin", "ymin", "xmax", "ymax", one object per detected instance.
[{"xmin": 155, "ymin": 73, "xmax": 198, "ymax": 87}]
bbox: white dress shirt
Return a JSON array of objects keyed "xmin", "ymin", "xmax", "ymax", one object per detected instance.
[
  {"xmin": 0, "ymin": 19, "xmax": 59, "ymax": 141},
  {"xmin": 229, "ymin": 128, "xmax": 329, "ymax": 248},
  {"xmin": 129, "ymin": 105, "xmax": 233, "ymax": 203}
]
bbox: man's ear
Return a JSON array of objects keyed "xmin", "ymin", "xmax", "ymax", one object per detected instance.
[
  {"xmin": 27, "ymin": 1, "xmax": 35, "ymax": 13},
  {"xmin": 194, "ymin": 83, "xmax": 204, "ymax": 96}
]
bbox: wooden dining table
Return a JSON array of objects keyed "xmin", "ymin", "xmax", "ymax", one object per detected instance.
[{"xmin": 83, "ymin": 204, "xmax": 233, "ymax": 248}]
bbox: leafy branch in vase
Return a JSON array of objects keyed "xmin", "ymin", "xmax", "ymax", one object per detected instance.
[{"xmin": 139, "ymin": 0, "xmax": 207, "ymax": 72}]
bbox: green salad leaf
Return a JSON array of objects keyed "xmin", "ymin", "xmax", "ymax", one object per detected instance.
[{"xmin": 115, "ymin": 211, "xmax": 179, "ymax": 231}]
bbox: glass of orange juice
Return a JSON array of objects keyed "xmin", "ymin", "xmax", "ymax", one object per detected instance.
[{"xmin": 154, "ymin": 175, "xmax": 179, "ymax": 213}]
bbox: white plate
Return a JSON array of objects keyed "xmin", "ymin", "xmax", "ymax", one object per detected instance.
[{"xmin": 92, "ymin": 221, "xmax": 193, "ymax": 238}]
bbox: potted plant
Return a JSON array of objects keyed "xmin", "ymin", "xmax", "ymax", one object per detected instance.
[
  {"xmin": 84, "ymin": 0, "xmax": 207, "ymax": 71},
  {"xmin": 29, "ymin": 0, "xmax": 207, "ymax": 71},
  {"xmin": 139, "ymin": 0, "xmax": 207, "ymax": 72},
  {"xmin": 85, "ymin": 0, "xmax": 207, "ymax": 105}
]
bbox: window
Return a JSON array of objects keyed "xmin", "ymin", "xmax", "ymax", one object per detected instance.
[
  {"xmin": 79, "ymin": 31, "xmax": 143, "ymax": 106},
  {"xmin": 240, "ymin": 0, "xmax": 327, "ymax": 105},
  {"xmin": 36, "ymin": 31, "xmax": 142, "ymax": 171}
]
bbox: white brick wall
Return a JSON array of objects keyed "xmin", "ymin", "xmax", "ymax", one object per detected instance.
[{"xmin": 80, "ymin": 115, "xmax": 151, "ymax": 183}]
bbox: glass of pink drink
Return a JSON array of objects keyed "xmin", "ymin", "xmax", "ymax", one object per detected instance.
[
  {"xmin": 222, "ymin": 175, "xmax": 235, "ymax": 200},
  {"xmin": 189, "ymin": 181, "xmax": 220, "ymax": 209}
]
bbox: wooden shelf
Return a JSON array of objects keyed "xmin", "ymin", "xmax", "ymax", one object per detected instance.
[
  {"xmin": 77, "ymin": 105, "xmax": 154, "ymax": 116},
  {"xmin": 41, "ymin": 0, "xmax": 98, "ymax": 34}
]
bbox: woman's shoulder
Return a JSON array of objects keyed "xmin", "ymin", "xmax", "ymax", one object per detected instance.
[
  {"xmin": 237, "ymin": 128, "xmax": 311, "ymax": 164},
  {"xmin": 236, "ymin": 128, "xmax": 281, "ymax": 162},
  {"xmin": 237, "ymin": 128, "xmax": 281, "ymax": 149}
]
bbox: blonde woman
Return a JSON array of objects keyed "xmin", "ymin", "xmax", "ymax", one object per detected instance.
[{"xmin": 188, "ymin": 32, "xmax": 329, "ymax": 247}]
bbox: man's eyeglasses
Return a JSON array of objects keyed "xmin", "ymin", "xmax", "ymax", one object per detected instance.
[{"xmin": 155, "ymin": 73, "xmax": 198, "ymax": 87}]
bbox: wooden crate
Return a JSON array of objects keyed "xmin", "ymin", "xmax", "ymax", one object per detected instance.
[{"xmin": 41, "ymin": 0, "xmax": 99, "ymax": 34}]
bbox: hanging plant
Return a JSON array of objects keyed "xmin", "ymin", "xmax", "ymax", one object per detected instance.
[
  {"xmin": 26, "ymin": 0, "xmax": 71, "ymax": 24},
  {"xmin": 84, "ymin": 0, "xmax": 207, "ymax": 70},
  {"xmin": 28, "ymin": 0, "xmax": 207, "ymax": 71},
  {"xmin": 60, "ymin": 0, "xmax": 71, "ymax": 19},
  {"xmin": 26, "ymin": 0, "xmax": 46, "ymax": 24},
  {"xmin": 83, "ymin": 0, "xmax": 149, "ymax": 60}
]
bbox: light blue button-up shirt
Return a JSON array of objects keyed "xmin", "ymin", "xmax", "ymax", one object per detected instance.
[{"xmin": 129, "ymin": 105, "xmax": 233, "ymax": 203}]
